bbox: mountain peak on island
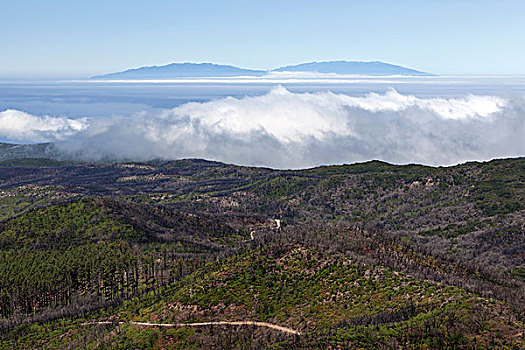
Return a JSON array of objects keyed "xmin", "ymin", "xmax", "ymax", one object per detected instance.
[
  {"xmin": 91, "ymin": 60, "xmax": 431, "ymax": 79},
  {"xmin": 91, "ymin": 62, "xmax": 267, "ymax": 79},
  {"xmin": 273, "ymin": 60, "xmax": 431, "ymax": 76}
]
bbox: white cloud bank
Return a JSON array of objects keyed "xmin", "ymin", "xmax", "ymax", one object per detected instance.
[
  {"xmin": 2, "ymin": 87, "xmax": 524, "ymax": 168},
  {"xmin": 0, "ymin": 109, "xmax": 88, "ymax": 143}
]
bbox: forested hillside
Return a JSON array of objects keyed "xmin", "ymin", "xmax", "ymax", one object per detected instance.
[{"xmin": 0, "ymin": 157, "xmax": 523, "ymax": 349}]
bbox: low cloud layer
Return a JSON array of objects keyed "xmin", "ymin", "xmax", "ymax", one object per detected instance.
[
  {"xmin": 0, "ymin": 109, "xmax": 88, "ymax": 143},
  {"xmin": 1, "ymin": 87, "xmax": 524, "ymax": 168}
]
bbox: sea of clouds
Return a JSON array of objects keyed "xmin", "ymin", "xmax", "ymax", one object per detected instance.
[{"xmin": 1, "ymin": 86, "xmax": 524, "ymax": 168}]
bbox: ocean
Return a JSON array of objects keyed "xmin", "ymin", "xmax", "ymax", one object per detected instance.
[{"xmin": 2, "ymin": 76, "xmax": 524, "ymax": 119}]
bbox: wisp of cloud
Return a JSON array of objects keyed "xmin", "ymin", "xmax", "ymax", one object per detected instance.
[{"xmin": 1, "ymin": 87, "xmax": 524, "ymax": 168}]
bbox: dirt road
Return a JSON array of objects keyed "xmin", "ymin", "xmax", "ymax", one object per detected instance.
[{"xmin": 82, "ymin": 320, "xmax": 301, "ymax": 335}]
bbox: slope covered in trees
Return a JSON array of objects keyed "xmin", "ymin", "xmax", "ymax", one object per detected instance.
[
  {"xmin": 0, "ymin": 157, "xmax": 523, "ymax": 348},
  {"xmin": 0, "ymin": 198, "xmax": 247, "ymax": 322}
]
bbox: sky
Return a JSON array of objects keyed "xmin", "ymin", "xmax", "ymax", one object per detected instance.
[{"xmin": 1, "ymin": 0, "xmax": 524, "ymax": 78}]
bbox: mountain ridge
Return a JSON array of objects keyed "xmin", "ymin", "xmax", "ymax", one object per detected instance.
[
  {"xmin": 91, "ymin": 60, "xmax": 431, "ymax": 79},
  {"xmin": 273, "ymin": 60, "xmax": 431, "ymax": 76},
  {"xmin": 91, "ymin": 62, "xmax": 267, "ymax": 79}
]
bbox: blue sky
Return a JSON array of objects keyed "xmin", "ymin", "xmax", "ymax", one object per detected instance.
[{"xmin": 1, "ymin": 0, "xmax": 524, "ymax": 77}]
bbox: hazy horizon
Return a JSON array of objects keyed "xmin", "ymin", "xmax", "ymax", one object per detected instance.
[{"xmin": 2, "ymin": 1, "xmax": 525, "ymax": 77}]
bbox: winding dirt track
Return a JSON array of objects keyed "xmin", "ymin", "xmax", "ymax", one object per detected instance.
[{"xmin": 82, "ymin": 320, "xmax": 301, "ymax": 335}]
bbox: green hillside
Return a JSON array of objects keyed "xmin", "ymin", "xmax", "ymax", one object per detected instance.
[
  {"xmin": 0, "ymin": 157, "xmax": 523, "ymax": 348},
  {"xmin": 4, "ymin": 241, "xmax": 523, "ymax": 349}
]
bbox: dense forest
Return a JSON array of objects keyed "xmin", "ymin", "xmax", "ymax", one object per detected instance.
[{"xmin": 0, "ymin": 156, "xmax": 523, "ymax": 349}]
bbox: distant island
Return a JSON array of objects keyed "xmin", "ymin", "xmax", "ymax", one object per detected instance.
[
  {"xmin": 91, "ymin": 61, "xmax": 431, "ymax": 79},
  {"xmin": 273, "ymin": 61, "xmax": 430, "ymax": 76},
  {"xmin": 91, "ymin": 63, "xmax": 267, "ymax": 79}
]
